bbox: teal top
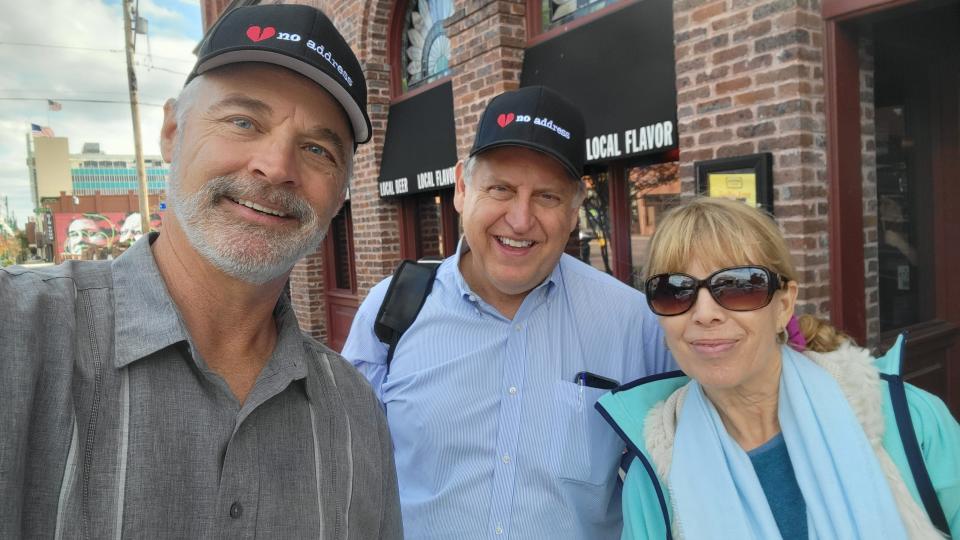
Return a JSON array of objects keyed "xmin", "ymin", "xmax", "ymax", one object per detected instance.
[
  {"xmin": 748, "ymin": 434, "xmax": 807, "ymax": 540},
  {"xmin": 597, "ymin": 337, "xmax": 960, "ymax": 540}
]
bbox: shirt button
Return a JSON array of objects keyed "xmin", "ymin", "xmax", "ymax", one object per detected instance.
[
  {"xmin": 508, "ymin": 386, "xmax": 518, "ymax": 395},
  {"xmin": 515, "ymin": 324, "xmax": 522, "ymax": 331},
  {"xmin": 502, "ymin": 454, "xmax": 511, "ymax": 464},
  {"xmin": 229, "ymin": 501, "xmax": 243, "ymax": 519},
  {"xmin": 468, "ymin": 294, "xmax": 476, "ymax": 302},
  {"xmin": 495, "ymin": 525, "xmax": 504, "ymax": 535}
]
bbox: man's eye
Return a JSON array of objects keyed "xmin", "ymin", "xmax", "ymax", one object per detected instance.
[
  {"xmin": 305, "ymin": 144, "xmax": 327, "ymax": 156},
  {"xmin": 230, "ymin": 118, "xmax": 253, "ymax": 130},
  {"xmin": 487, "ymin": 186, "xmax": 511, "ymax": 199},
  {"xmin": 537, "ymin": 193, "xmax": 564, "ymax": 207}
]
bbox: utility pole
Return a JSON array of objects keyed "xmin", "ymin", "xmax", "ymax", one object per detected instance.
[{"xmin": 123, "ymin": 0, "xmax": 151, "ymax": 235}]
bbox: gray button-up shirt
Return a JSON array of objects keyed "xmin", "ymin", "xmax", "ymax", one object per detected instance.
[{"xmin": 0, "ymin": 234, "xmax": 401, "ymax": 539}]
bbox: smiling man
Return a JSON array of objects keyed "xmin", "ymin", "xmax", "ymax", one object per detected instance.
[
  {"xmin": 343, "ymin": 86, "xmax": 675, "ymax": 539},
  {"xmin": 0, "ymin": 5, "xmax": 400, "ymax": 538}
]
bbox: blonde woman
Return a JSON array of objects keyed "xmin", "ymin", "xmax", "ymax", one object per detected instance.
[{"xmin": 597, "ymin": 198, "xmax": 959, "ymax": 539}]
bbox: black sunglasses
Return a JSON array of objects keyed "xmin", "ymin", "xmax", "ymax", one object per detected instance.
[{"xmin": 644, "ymin": 265, "xmax": 788, "ymax": 316}]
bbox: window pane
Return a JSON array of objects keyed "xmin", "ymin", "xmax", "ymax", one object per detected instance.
[
  {"xmin": 542, "ymin": 0, "xmax": 620, "ymax": 32},
  {"xmin": 627, "ymin": 162, "xmax": 681, "ymax": 289},
  {"xmin": 418, "ymin": 194, "xmax": 444, "ymax": 259},
  {"xmin": 330, "ymin": 204, "xmax": 353, "ymax": 290},
  {"xmin": 875, "ymin": 104, "xmax": 934, "ymax": 330},
  {"xmin": 577, "ymin": 172, "xmax": 613, "ymax": 274},
  {"xmin": 402, "ymin": 0, "xmax": 454, "ymax": 91}
]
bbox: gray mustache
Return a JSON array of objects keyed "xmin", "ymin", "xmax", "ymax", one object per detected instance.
[{"xmin": 204, "ymin": 175, "xmax": 315, "ymax": 222}]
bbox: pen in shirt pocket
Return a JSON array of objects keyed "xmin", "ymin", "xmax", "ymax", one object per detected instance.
[{"xmin": 574, "ymin": 371, "xmax": 619, "ymax": 411}]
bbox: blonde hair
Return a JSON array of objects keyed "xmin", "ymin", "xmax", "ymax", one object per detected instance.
[
  {"xmin": 645, "ymin": 197, "xmax": 797, "ymax": 281},
  {"xmin": 797, "ymin": 314, "xmax": 851, "ymax": 353},
  {"xmin": 645, "ymin": 197, "xmax": 855, "ymax": 353}
]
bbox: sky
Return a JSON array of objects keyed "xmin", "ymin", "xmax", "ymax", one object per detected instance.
[{"xmin": 0, "ymin": 0, "xmax": 203, "ymax": 227}]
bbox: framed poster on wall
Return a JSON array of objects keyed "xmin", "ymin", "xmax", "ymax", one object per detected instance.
[{"xmin": 694, "ymin": 153, "xmax": 774, "ymax": 212}]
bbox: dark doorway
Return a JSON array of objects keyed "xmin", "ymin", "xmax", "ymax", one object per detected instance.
[{"xmin": 872, "ymin": 2, "xmax": 960, "ymax": 413}]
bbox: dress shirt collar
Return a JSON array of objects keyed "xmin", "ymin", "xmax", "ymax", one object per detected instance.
[
  {"xmin": 112, "ymin": 233, "xmax": 307, "ymax": 382},
  {"xmin": 112, "ymin": 233, "xmax": 189, "ymax": 369}
]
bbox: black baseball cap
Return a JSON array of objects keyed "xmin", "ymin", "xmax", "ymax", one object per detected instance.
[
  {"xmin": 470, "ymin": 86, "xmax": 585, "ymax": 180},
  {"xmin": 188, "ymin": 4, "xmax": 371, "ymax": 144}
]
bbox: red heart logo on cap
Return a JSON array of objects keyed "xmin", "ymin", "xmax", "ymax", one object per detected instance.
[
  {"xmin": 497, "ymin": 113, "xmax": 515, "ymax": 128},
  {"xmin": 246, "ymin": 25, "xmax": 277, "ymax": 42}
]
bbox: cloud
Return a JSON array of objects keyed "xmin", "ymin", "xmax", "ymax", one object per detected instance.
[
  {"xmin": 139, "ymin": 0, "xmax": 184, "ymax": 22},
  {"xmin": 0, "ymin": 0, "xmax": 200, "ymax": 227}
]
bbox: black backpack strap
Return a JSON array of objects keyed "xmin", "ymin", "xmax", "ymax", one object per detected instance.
[
  {"xmin": 374, "ymin": 260, "xmax": 439, "ymax": 370},
  {"xmin": 882, "ymin": 372, "xmax": 951, "ymax": 535}
]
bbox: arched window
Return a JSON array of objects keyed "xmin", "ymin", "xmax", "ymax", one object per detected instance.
[
  {"xmin": 532, "ymin": 0, "xmax": 622, "ymax": 36},
  {"xmin": 401, "ymin": 0, "xmax": 454, "ymax": 92}
]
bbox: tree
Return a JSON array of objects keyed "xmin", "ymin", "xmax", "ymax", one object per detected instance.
[{"xmin": 0, "ymin": 232, "xmax": 23, "ymax": 267}]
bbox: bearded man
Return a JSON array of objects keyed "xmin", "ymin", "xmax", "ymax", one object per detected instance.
[{"xmin": 0, "ymin": 5, "xmax": 401, "ymax": 538}]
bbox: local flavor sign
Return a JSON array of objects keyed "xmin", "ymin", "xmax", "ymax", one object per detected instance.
[
  {"xmin": 585, "ymin": 120, "xmax": 675, "ymax": 161},
  {"xmin": 379, "ymin": 165, "xmax": 456, "ymax": 197},
  {"xmin": 378, "ymin": 81, "xmax": 459, "ymax": 198},
  {"xmin": 520, "ymin": 0, "xmax": 678, "ymax": 165}
]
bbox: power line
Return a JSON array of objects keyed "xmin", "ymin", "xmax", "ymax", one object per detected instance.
[
  {"xmin": 0, "ymin": 41, "xmax": 196, "ymax": 63},
  {"xmin": 137, "ymin": 64, "xmax": 190, "ymax": 76},
  {"xmin": 0, "ymin": 97, "xmax": 164, "ymax": 107}
]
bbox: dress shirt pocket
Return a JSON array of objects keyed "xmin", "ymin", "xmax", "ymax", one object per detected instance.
[{"xmin": 552, "ymin": 380, "xmax": 623, "ymax": 486}]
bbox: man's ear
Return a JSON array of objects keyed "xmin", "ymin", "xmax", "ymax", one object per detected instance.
[
  {"xmin": 159, "ymin": 98, "xmax": 179, "ymax": 163},
  {"xmin": 453, "ymin": 159, "xmax": 466, "ymax": 214}
]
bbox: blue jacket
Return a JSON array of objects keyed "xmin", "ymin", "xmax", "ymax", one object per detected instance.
[{"xmin": 596, "ymin": 337, "xmax": 960, "ymax": 539}]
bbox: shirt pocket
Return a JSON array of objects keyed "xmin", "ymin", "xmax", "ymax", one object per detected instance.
[{"xmin": 552, "ymin": 380, "xmax": 624, "ymax": 486}]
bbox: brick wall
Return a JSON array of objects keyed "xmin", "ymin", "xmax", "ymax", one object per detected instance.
[
  {"xmin": 290, "ymin": 249, "xmax": 327, "ymax": 341},
  {"xmin": 673, "ymin": 0, "xmax": 830, "ymax": 317}
]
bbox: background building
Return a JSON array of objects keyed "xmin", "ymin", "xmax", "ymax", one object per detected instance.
[
  {"xmin": 26, "ymin": 134, "xmax": 168, "ymax": 262},
  {"xmin": 70, "ymin": 142, "xmax": 168, "ymax": 196},
  {"xmin": 202, "ymin": 0, "xmax": 959, "ymax": 415}
]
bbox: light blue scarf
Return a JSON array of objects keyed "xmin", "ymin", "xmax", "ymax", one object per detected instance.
[{"xmin": 669, "ymin": 346, "xmax": 908, "ymax": 539}]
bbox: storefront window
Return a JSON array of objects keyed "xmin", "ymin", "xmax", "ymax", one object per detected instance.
[
  {"xmin": 577, "ymin": 163, "xmax": 680, "ymax": 286},
  {"xmin": 875, "ymin": 105, "xmax": 935, "ymax": 331},
  {"xmin": 418, "ymin": 193, "xmax": 445, "ymax": 260},
  {"xmin": 329, "ymin": 203, "xmax": 354, "ymax": 291},
  {"xmin": 402, "ymin": 0, "xmax": 454, "ymax": 92},
  {"xmin": 578, "ymin": 172, "xmax": 613, "ymax": 274},
  {"xmin": 540, "ymin": 0, "xmax": 619, "ymax": 31},
  {"xmin": 626, "ymin": 162, "xmax": 680, "ymax": 288}
]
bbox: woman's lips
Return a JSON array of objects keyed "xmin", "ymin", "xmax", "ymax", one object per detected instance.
[{"xmin": 690, "ymin": 339, "xmax": 738, "ymax": 355}]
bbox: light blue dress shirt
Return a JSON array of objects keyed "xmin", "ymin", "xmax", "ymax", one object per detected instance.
[{"xmin": 342, "ymin": 240, "xmax": 674, "ymax": 539}]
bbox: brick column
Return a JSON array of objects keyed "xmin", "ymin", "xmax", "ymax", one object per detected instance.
[
  {"xmin": 447, "ymin": 1, "xmax": 527, "ymax": 159},
  {"xmin": 673, "ymin": 0, "xmax": 830, "ymax": 317}
]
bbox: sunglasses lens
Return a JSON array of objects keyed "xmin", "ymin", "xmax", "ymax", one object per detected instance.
[
  {"xmin": 646, "ymin": 274, "xmax": 697, "ymax": 315},
  {"xmin": 708, "ymin": 267, "xmax": 772, "ymax": 311}
]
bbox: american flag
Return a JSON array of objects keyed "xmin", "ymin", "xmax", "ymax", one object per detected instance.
[
  {"xmin": 47, "ymin": 99, "xmax": 62, "ymax": 112},
  {"xmin": 31, "ymin": 123, "xmax": 55, "ymax": 137}
]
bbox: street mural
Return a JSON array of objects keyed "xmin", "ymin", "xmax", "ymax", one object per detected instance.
[{"xmin": 54, "ymin": 211, "xmax": 161, "ymax": 259}]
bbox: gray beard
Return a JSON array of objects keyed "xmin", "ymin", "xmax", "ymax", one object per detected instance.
[{"xmin": 167, "ymin": 165, "xmax": 325, "ymax": 285}]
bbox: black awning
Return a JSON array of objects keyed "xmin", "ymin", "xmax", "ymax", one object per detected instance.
[
  {"xmin": 520, "ymin": 0, "xmax": 677, "ymax": 165},
  {"xmin": 378, "ymin": 81, "xmax": 458, "ymax": 198}
]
